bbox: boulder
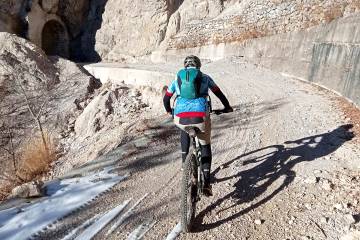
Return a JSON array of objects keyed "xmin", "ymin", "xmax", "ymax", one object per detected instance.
[{"xmin": 10, "ymin": 180, "xmax": 44, "ymax": 198}]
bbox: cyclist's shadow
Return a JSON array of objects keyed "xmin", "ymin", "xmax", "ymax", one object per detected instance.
[{"xmin": 193, "ymin": 124, "xmax": 355, "ymax": 232}]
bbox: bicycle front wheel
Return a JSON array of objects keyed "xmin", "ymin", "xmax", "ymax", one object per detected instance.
[{"xmin": 181, "ymin": 151, "xmax": 197, "ymax": 233}]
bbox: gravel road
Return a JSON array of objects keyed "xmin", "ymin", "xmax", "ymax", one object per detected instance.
[{"xmin": 36, "ymin": 58, "xmax": 360, "ymax": 240}]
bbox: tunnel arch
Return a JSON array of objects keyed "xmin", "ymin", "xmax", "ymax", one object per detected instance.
[{"xmin": 41, "ymin": 19, "xmax": 69, "ymax": 58}]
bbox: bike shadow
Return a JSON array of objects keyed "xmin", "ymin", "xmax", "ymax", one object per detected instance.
[{"xmin": 192, "ymin": 124, "xmax": 355, "ymax": 232}]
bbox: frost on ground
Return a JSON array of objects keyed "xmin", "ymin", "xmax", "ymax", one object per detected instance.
[
  {"xmin": 74, "ymin": 199, "xmax": 131, "ymax": 240},
  {"xmin": 106, "ymin": 194, "xmax": 149, "ymax": 236},
  {"xmin": 165, "ymin": 223, "xmax": 182, "ymax": 240},
  {"xmin": 127, "ymin": 220, "xmax": 156, "ymax": 240},
  {"xmin": 0, "ymin": 169, "xmax": 127, "ymax": 240}
]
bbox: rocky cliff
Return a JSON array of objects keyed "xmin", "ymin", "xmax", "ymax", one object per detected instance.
[
  {"xmin": 0, "ymin": 32, "xmax": 101, "ymax": 188},
  {"xmin": 3, "ymin": 0, "xmax": 359, "ymax": 62},
  {"xmin": 95, "ymin": 0, "xmax": 360, "ymax": 61}
]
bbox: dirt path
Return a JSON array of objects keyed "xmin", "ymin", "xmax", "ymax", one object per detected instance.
[{"xmin": 30, "ymin": 58, "xmax": 360, "ymax": 239}]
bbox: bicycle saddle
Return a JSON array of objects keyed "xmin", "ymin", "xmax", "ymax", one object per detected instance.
[{"xmin": 184, "ymin": 126, "xmax": 200, "ymax": 137}]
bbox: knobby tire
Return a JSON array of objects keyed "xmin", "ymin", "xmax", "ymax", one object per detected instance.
[{"xmin": 181, "ymin": 150, "xmax": 197, "ymax": 233}]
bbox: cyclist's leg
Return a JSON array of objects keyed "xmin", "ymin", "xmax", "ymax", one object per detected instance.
[
  {"xmin": 197, "ymin": 117, "xmax": 213, "ymax": 195},
  {"xmin": 181, "ymin": 130, "xmax": 190, "ymax": 163},
  {"xmin": 200, "ymin": 144, "xmax": 212, "ymax": 182},
  {"xmin": 174, "ymin": 116, "xmax": 192, "ymax": 165}
]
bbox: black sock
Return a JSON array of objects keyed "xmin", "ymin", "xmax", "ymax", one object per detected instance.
[
  {"xmin": 182, "ymin": 153, "xmax": 188, "ymax": 163},
  {"xmin": 202, "ymin": 162, "xmax": 211, "ymax": 186}
]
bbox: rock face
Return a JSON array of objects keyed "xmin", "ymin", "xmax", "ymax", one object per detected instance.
[
  {"xmin": 74, "ymin": 84, "xmax": 146, "ymax": 137},
  {"xmin": 95, "ymin": 0, "xmax": 226, "ymax": 61},
  {"xmin": 0, "ymin": 0, "xmax": 29, "ymax": 35},
  {"xmin": 95, "ymin": 0, "xmax": 360, "ymax": 60},
  {"xmin": 94, "ymin": 0, "xmax": 170, "ymax": 61},
  {"xmin": 166, "ymin": 0, "xmax": 360, "ymax": 49},
  {"xmin": 2, "ymin": 0, "xmax": 360, "ymax": 62},
  {"xmin": 0, "ymin": 32, "xmax": 101, "ymax": 181},
  {"xmin": 0, "ymin": 32, "xmax": 100, "ymax": 126}
]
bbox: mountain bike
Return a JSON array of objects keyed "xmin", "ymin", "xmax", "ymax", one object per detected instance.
[{"xmin": 180, "ymin": 108, "xmax": 227, "ymax": 232}]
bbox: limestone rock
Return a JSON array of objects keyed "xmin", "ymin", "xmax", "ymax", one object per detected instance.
[
  {"xmin": 0, "ymin": 32, "xmax": 59, "ymax": 88},
  {"xmin": 341, "ymin": 231, "xmax": 360, "ymax": 240},
  {"xmin": 96, "ymin": 0, "xmax": 226, "ymax": 60},
  {"xmin": 10, "ymin": 180, "xmax": 44, "ymax": 198},
  {"xmin": 0, "ymin": 33, "xmax": 101, "ymax": 178},
  {"xmin": 57, "ymin": 0, "xmax": 90, "ymax": 38},
  {"xmin": 95, "ymin": 0, "xmax": 169, "ymax": 61},
  {"xmin": 41, "ymin": 0, "xmax": 59, "ymax": 13}
]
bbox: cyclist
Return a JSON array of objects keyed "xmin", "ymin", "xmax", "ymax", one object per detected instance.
[{"xmin": 163, "ymin": 55, "xmax": 233, "ymax": 196}]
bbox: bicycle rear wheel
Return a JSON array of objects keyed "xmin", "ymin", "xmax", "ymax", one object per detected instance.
[{"xmin": 181, "ymin": 151, "xmax": 197, "ymax": 232}]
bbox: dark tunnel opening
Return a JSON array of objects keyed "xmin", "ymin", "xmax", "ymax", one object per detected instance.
[{"xmin": 41, "ymin": 20, "xmax": 69, "ymax": 58}]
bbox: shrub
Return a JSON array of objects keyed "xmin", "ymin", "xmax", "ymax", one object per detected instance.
[{"xmin": 16, "ymin": 131, "xmax": 56, "ymax": 182}]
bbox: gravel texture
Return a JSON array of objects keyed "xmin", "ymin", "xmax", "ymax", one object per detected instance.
[{"xmin": 32, "ymin": 58, "xmax": 360, "ymax": 239}]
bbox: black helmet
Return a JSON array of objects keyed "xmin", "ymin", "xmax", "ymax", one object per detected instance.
[{"xmin": 184, "ymin": 55, "xmax": 201, "ymax": 69}]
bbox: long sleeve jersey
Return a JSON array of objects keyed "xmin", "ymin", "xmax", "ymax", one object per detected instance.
[{"xmin": 163, "ymin": 70, "xmax": 230, "ymax": 117}]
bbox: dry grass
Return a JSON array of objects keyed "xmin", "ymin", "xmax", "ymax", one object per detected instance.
[
  {"xmin": 336, "ymin": 97, "xmax": 360, "ymax": 142},
  {"xmin": 1, "ymin": 131, "xmax": 57, "ymax": 201},
  {"xmin": 16, "ymin": 131, "xmax": 57, "ymax": 182},
  {"xmin": 323, "ymin": 6, "xmax": 344, "ymax": 23}
]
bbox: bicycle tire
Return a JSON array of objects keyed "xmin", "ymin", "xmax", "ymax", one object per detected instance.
[{"xmin": 181, "ymin": 151, "xmax": 197, "ymax": 232}]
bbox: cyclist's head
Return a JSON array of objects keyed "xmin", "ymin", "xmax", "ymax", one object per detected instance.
[{"xmin": 184, "ymin": 55, "xmax": 201, "ymax": 69}]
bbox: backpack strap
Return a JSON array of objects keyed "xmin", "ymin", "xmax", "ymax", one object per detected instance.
[
  {"xmin": 177, "ymin": 73, "xmax": 182, "ymax": 93},
  {"xmin": 195, "ymin": 70, "xmax": 202, "ymax": 97}
]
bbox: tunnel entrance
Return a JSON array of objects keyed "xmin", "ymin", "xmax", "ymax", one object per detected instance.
[{"xmin": 41, "ymin": 20, "xmax": 69, "ymax": 58}]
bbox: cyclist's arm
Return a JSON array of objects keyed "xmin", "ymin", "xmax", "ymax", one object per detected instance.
[
  {"xmin": 208, "ymin": 77, "xmax": 231, "ymax": 109},
  {"xmin": 163, "ymin": 80, "xmax": 176, "ymax": 114}
]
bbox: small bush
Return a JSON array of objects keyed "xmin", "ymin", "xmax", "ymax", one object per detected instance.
[
  {"xmin": 16, "ymin": 131, "xmax": 56, "ymax": 182},
  {"xmin": 323, "ymin": 7, "xmax": 344, "ymax": 23}
]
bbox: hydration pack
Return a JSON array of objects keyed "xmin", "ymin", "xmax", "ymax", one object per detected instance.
[{"xmin": 177, "ymin": 68, "xmax": 202, "ymax": 99}]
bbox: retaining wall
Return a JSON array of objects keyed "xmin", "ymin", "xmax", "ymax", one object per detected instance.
[
  {"xmin": 153, "ymin": 13, "xmax": 360, "ymax": 106},
  {"xmin": 84, "ymin": 64, "xmax": 173, "ymax": 90}
]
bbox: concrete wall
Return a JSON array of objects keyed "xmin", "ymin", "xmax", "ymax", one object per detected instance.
[
  {"xmin": 241, "ymin": 13, "xmax": 360, "ymax": 106},
  {"xmin": 153, "ymin": 13, "xmax": 360, "ymax": 106},
  {"xmin": 84, "ymin": 64, "xmax": 173, "ymax": 90}
]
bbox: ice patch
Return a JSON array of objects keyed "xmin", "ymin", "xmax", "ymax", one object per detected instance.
[
  {"xmin": 0, "ymin": 169, "xmax": 127, "ymax": 240},
  {"xmin": 74, "ymin": 199, "xmax": 131, "ymax": 240},
  {"xmin": 127, "ymin": 219, "xmax": 156, "ymax": 240},
  {"xmin": 106, "ymin": 194, "xmax": 148, "ymax": 236},
  {"xmin": 62, "ymin": 214, "xmax": 100, "ymax": 240},
  {"xmin": 165, "ymin": 222, "xmax": 181, "ymax": 240}
]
